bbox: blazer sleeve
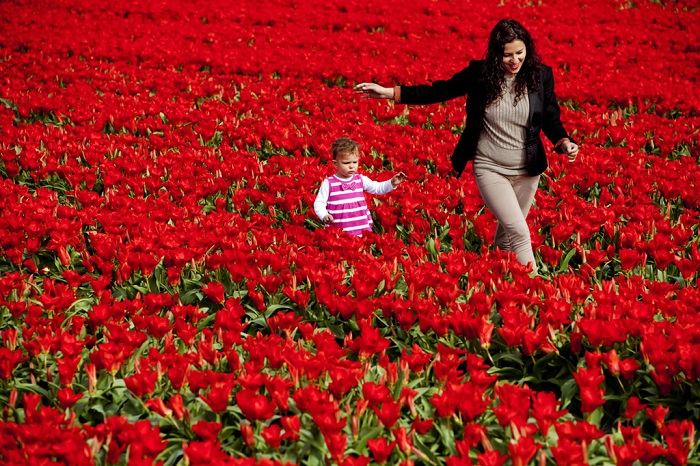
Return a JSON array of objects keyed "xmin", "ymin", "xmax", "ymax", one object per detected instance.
[
  {"xmin": 398, "ymin": 61, "xmax": 480, "ymax": 105},
  {"xmin": 540, "ymin": 66, "xmax": 573, "ymax": 151}
]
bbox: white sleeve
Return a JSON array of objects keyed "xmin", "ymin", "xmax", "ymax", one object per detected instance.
[
  {"xmin": 362, "ymin": 175, "xmax": 394, "ymax": 195},
  {"xmin": 313, "ymin": 178, "xmax": 331, "ymax": 220}
]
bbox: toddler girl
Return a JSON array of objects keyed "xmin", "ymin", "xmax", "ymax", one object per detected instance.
[{"xmin": 314, "ymin": 137, "xmax": 406, "ymax": 236}]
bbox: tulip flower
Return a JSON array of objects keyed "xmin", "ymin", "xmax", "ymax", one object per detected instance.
[
  {"xmin": 235, "ymin": 388, "xmax": 276, "ymax": 421},
  {"xmin": 367, "ymin": 437, "xmax": 396, "ymax": 463}
]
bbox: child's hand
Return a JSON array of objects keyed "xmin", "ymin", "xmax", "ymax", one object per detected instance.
[
  {"xmin": 322, "ymin": 214, "xmax": 334, "ymax": 224},
  {"xmin": 391, "ymin": 172, "xmax": 407, "ymax": 187}
]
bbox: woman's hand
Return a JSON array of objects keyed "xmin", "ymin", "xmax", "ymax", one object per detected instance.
[
  {"xmin": 562, "ymin": 140, "xmax": 579, "ymax": 162},
  {"xmin": 354, "ymin": 83, "xmax": 394, "ymax": 100}
]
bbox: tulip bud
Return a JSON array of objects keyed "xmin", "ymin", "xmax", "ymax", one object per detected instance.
[
  {"xmin": 570, "ymin": 328, "xmax": 583, "ymax": 354},
  {"xmin": 23, "ymin": 259, "xmax": 38, "ymax": 273},
  {"xmin": 479, "ymin": 318, "xmax": 494, "ymax": 350},
  {"xmin": 604, "ymin": 350, "xmax": 620, "ymax": 376},
  {"xmin": 85, "ymin": 363, "xmax": 97, "ymax": 395},
  {"xmin": 2, "ymin": 328, "xmax": 17, "ymax": 350},
  {"xmin": 350, "ymin": 402, "xmax": 360, "ymax": 439},
  {"xmin": 169, "ymin": 394, "xmax": 187, "ymax": 420},
  {"xmin": 241, "ymin": 423, "xmax": 255, "ymax": 448},
  {"xmin": 394, "ymin": 427, "xmax": 412, "ymax": 453}
]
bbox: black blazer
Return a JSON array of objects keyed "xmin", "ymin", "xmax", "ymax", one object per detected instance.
[{"xmin": 399, "ymin": 60, "xmax": 572, "ymax": 176}]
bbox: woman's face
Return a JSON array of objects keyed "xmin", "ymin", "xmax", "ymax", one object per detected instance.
[{"xmin": 501, "ymin": 40, "xmax": 527, "ymax": 77}]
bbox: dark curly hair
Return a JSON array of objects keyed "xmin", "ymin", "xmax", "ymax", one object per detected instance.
[{"xmin": 482, "ymin": 19, "xmax": 541, "ymax": 108}]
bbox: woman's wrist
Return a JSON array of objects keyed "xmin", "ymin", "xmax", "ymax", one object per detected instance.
[{"xmin": 554, "ymin": 138, "xmax": 570, "ymax": 152}]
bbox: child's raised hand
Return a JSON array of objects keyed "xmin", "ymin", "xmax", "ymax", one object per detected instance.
[
  {"xmin": 391, "ymin": 172, "xmax": 407, "ymax": 187},
  {"xmin": 323, "ymin": 214, "xmax": 334, "ymax": 224}
]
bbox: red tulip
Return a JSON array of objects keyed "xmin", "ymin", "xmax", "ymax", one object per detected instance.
[
  {"xmin": 493, "ymin": 383, "xmax": 533, "ymax": 428},
  {"xmin": 281, "ymin": 415, "xmax": 300, "ymax": 440},
  {"xmin": 400, "ymin": 344, "xmax": 432, "ymax": 373},
  {"xmin": 200, "ymin": 378, "xmax": 234, "ymax": 414},
  {"xmin": 340, "ymin": 456, "xmax": 372, "ymax": 466},
  {"xmin": 202, "ymin": 281, "xmax": 225, "ymax": 304},
  {"xmin": 393, "ymin": 426, "xmax": 412, "ymax": 453},
  {"xmin": 235, "ymin": 388, "xmax": 275, "ymax": 421},
  {"xmin": 169, "ymin": 394, "xmax": 188, "ymax": 421},
  {"xmin": 508, "ymin": 437, "xmax": 541, "ymax": 466},
  {"xmin": 264, "ymin": 375, "xmax": 293, "ymax": 411},
  {"xmin": 57, "ymin": 387, "xmax": 83, "ymax": 410},
  {"xmin": 645, "ymin": 405, "xmax": 669, "ymax": 432},
  {"xmin": 350, "ymin": 321, "xmax": 390, "ymax": 360},
  {"xmin": 551, "ymin": 438, "xmax": 587, "ymax": 465},
  {"xmin": 556, "ymin": 420, "xmax": 605, "ymax": 444},
  {"xmin": 85, "ymin": 363, "xmax": 97, "ymax": 395},
  {"xmin": 412, "ymin": 417, "xmax": 433, "ymax": 435},
  {"xmin": 663, "ymin": 420, "xmax": 694, "ymax": 466},
  {"xmin": 325, "ymin": 431, "xmax": 347, "ymax": 463},
  {"xmin": 532, "ymin": 391, "xmax": 567, "ymax": 435},
  {"xmin": 124, "ymin": 370, "xmax": 158, "ymax": 398},
  {"xmin": 362, "ymin": 382, "xmax": 392, "ymax": 408},
  {"xmin": 476, "ymin": 450, "xmax": 508, "ymax": 466},
  {"xmin": 0, "ymin": 347, "xmax": 27, "ymax": 380},
  {"xmin": 374, "ymin": 400, "xmax": 401, "ymax": 428},
  {"xmin": 573, "ymin": 367, "xmax": 606, "ymax": 414},
  {"xmin": 367, "ymin": 437, "xmax": 396, "ymax": 463},
  {"xmin": 240, "ymin": 423, "xmax": 255, "ymax": 448},
  {"xmin": 261, "ymin": 423, "xmax": 282, "ymax": 449},
  {"xmin": 619, "ymin": 248, "xmax": 646, "ymax": 271}
]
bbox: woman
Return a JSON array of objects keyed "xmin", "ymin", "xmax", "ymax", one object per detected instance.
[{"xmin": 355, "ymin": 19, "xmax": 579, "ymax": 275}]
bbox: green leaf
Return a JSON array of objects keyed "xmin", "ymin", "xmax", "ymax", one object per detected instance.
[
  {"xmin": 433, "ymin": 419, "xmax": 457, "ymax": 456},
  {"xmin": 88, "ymin": 403, "xmax": 107, "ymax": 419},
  {"xmin": 13, "ymin": 383, "xmax": 50, "ymax": 398},
  {"xmin": 559, "ymin": 248, "xmax": 578, "ymax": 273},
  {"xmin": 159, "ymin": 444, "xmax": 184, "ymax": 466},
  {"xmin": 491, "ymin": 352, "xmax": 524, "ymax": 366},
  {"xmin": 413, "ymin": 435, "xmax": 444, "ymax": 466},
  {"xmin": 265, "ymin": 303, "xmax": 296, "ymax": 315},
  {"xmin": 559, "ymin": 378, "xmax": 579, "ymax": 409}
]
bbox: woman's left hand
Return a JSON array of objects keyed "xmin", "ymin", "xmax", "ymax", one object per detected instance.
[{"xmin": 562, "ymin": 141, "xmax": 579, "ymax": 161}]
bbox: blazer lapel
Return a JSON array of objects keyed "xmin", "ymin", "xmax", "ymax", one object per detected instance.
[{"xmin": 527, "ymin": 86, "xmax": 540, "ymax": 129}]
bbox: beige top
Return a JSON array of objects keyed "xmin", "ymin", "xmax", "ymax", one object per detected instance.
[{"xmin": 473, "ymin": 77, "xmax": 530, "ymax": 175}]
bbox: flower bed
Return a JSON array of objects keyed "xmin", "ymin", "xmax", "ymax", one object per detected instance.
[{"xmin": 0, "ymin": 0, "xmax": 699, "ymax": 464}]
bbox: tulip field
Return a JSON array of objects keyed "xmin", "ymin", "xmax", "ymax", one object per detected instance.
[{"xmin": 1, "ymin": 0, "xmax": 700, "ymax": 464}]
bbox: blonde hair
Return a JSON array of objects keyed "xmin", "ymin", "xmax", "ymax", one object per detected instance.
[{"xmin": 331, "ymin": 137, "xmax": 360, "ymax": 160}]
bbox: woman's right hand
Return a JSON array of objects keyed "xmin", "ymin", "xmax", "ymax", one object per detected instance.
[{"xmin": 354, "ymin": 83, "xmax": 394, "ymax": 100}]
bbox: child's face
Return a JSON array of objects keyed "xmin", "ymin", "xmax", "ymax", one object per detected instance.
[{"xmin": 333, "ymin": 150, "xmax": 359, "ymax": 178}]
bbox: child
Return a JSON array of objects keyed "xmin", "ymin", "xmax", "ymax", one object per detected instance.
[{"xmin": 314, "ymin": 137, "xmax": 406, "ymax": 236}]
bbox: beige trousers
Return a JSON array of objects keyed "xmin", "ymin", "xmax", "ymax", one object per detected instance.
[{"xmin": 473, "ymin": 168, "xmax": 539, "ymax": 274}]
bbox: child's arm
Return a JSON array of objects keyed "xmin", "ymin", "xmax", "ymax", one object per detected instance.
[
  {"xmin": 313, "ymin": 179, "xmax": 334, "ymax": 224},
  {"xmin": 362, "ymin": 173, "xmax": 406, "ymax": 194}
]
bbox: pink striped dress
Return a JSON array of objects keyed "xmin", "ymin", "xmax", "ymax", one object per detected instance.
[{"xmin": 326, "ymin": 174, "xmax": 373, "ymax": 236}]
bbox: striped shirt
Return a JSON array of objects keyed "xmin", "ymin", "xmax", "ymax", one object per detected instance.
[{"xmin": 314, "ymin": 174, "xmax": 394, "ymax": 236}]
